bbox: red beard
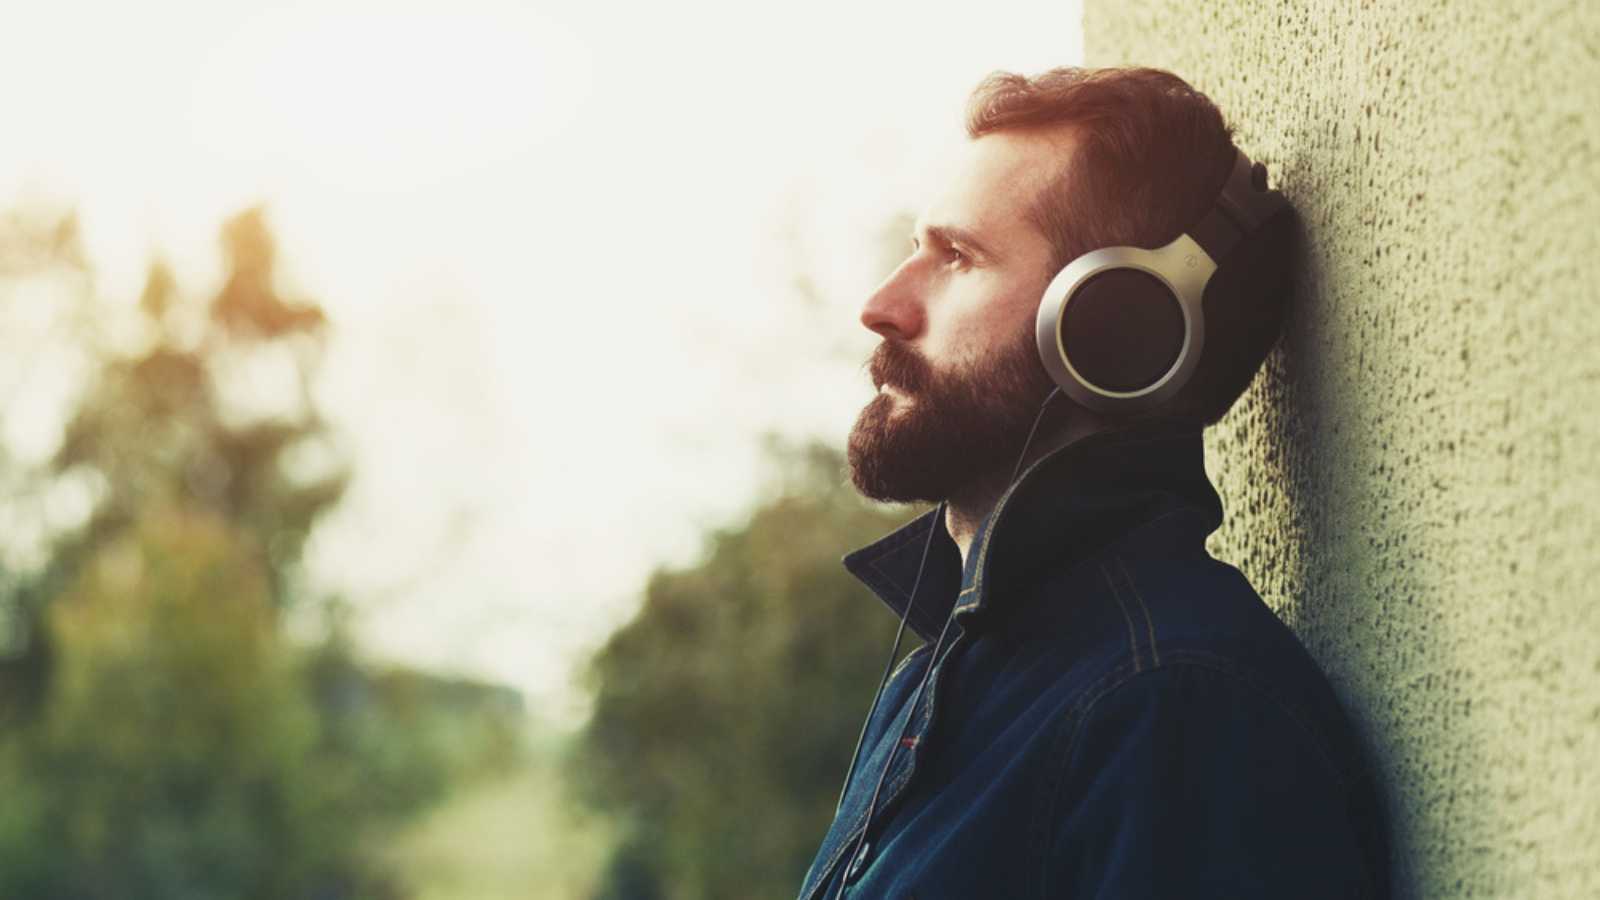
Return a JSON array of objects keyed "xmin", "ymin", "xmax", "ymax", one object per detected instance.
[{"xmin": 846, "ymin": 331, "xmax": 1059, "ymax": 503}]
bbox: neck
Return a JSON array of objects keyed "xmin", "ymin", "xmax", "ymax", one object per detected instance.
[{"xmin": 945, "ymin": 408, "xmax": 1109, "ymax": 565}]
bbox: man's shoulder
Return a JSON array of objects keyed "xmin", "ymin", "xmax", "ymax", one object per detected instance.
[
  {"xmin": 1037, "ymin": 644, "xmax": 1391, "ymax": 900},
  {"xmin": 1027, "ymin": 546, "xmax": 1372, "ymax": 784}
]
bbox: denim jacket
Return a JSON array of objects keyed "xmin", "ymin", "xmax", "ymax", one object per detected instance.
[{"xmin": 798, "ymin": 422, "xmax": 1390, "ymax": 899}]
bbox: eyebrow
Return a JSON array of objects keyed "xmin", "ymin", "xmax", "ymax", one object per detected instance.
[{"xmin": 918, "ymin": 223, "xmax": 1000, "ymax": 264}]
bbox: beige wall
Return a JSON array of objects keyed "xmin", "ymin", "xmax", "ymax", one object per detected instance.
[{"xmin": 1081, "ymin": 2, "xmax": 1600, "ymax": 896}]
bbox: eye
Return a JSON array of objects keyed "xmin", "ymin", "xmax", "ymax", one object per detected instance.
[{"xmin": 910, "ymin": 235, "xmax": 972, "ymax": 268}]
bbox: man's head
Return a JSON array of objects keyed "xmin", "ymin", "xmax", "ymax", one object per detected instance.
[{"xmin": 847, "ymin": 66, "xmax": 1289, "ymax": 505}]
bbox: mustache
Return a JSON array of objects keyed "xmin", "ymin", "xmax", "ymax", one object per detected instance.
[{"xmin": 868, "ymin": 340, "xmax": 933, "ymax": 394}]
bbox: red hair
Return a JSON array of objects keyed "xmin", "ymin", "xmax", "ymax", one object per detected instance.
[{"xmin": 966, "ymin": 67, "xmax": 1293, "ymax": 425}]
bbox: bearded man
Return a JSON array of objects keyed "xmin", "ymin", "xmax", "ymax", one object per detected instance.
[{"xmin": 797, "ymin": 67, "xmax": 1391, "ymax": 900}]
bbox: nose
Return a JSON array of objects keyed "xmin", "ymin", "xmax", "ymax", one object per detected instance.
[{"xmin": 859, "ymin": 261, "xmax": 924, "ymax": 341}]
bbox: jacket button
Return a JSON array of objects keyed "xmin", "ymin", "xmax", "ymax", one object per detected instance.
[{"xmin": 846, "ymin": 841, "xmax": 871, "ymax": 881}]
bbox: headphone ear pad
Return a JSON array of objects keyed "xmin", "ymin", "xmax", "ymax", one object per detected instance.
[{"xmin": 1060, "ymin": 268, "xmax": 1187, "ymax": 394}]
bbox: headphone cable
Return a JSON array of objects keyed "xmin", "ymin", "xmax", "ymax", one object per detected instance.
[
  {"xmin": 829, "ymin": 386, "xmax": 1062, "ymax": 898},
  {"xmin": 833, "ymin": 498, "xmax": 944, "ymax": 816}
]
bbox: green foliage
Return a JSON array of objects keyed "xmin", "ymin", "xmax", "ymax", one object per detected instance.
[
  {"xmin": 46, "ymin": 206, "xmax": 346, "ymax": 610},
  {"xmin": 0, "ymin": 207, "xmax": 526, "ymax": 899},
  {"xmin": 301, "ymin": 637, "xmax": 529, "ymax": 829},
  {"xmin": 0, "ymin": 509, "xmax": 338, "ymax": 900},
  {"xmin": 576, "ymin": 442, "xmax": 922, "ymax": 900}
]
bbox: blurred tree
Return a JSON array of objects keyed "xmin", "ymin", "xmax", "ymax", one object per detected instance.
[
  {"xmin": 576, "ymin": 440, "xmax": 922, "ymax": 900},
  {"xmin": 0, "ymin": 207, "xmax": 97, "ymax": 724},
  {"xmin": 49, "ymin": 206, "xmax": 346, "ymax": 609},
  {"xmin": 0, "ymin": 206, "xmax": 524, "ymax": 899},
  {"xmin": 0, "ymin": 508, "xmax": 340, "ymax": 899},
  {"xmin": 1, "ymin": 206, "xmax": 345, "ymax": 724}
]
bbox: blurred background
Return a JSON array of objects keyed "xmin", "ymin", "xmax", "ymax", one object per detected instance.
[{"xmin": 0, "ymin": 1, "xmax": 1085, "ymax": 897}]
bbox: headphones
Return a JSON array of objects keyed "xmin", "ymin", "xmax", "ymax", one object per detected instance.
[{"xmin": 1034, "ymin": 147, "xmax": 1291, "ymax": 415}]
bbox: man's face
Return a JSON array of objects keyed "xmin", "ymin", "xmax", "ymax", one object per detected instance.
[{"xmin": 847, "ymin": 130, "xmax": 1071, "ymax": 503}]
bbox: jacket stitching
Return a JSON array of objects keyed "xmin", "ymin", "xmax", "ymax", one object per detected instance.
[
  {"xmin": 886, "ymin": 643, "xmax": 931, "ymax": 684},
  {"xmin": 808, "ymin": 634, "xmax": 964, "ymax": 900},
  {"xmin": 869, "ymin": 514, "xmax": 939, "ymax": 555},
  {"xmin": 1035, "ymin": 655, "xmax": 1362, "ymax": 897},
  {"xmin": 1034, "ymin": 660, "xmax": 1139, "ymax": 900},
  {"xmin": 1154, "ymin": 649, "xmax": 1358, "ymax": 784},
  {"xmin": 806, "ymin": 679, "xmax": 925, "ymax": 899},
  {"xmin": 832, "ymin": 645, "xmax": 928, "ymax": 818},
  {"xmin": 866, "ymin": 552, "xmax": 916, "ymax": 605},
  {"xmin": 1107, "ymin": 505, "xmax": 1201, "ymax": 558},
  {"xmin": 805, "ymin": 817, "xmax": 866, "ymax": 900},
  {"xmin": 861, "ymin": 513, "xmax": 948, "ymax": 629},
  {"xmin": 1099, "ymin": 562, "xmax": 1145, "ymax": 673},
  {"xmin": 967, "ymin": 453, "xmax": 1035, "ymax": 597},
  {"xmin": 1115, "ymin": 555, "xmax": 1161, "ymax": 667},
  {"xmin": 855, "ymin": 513, "xmax": 940, "ymax": 590}
]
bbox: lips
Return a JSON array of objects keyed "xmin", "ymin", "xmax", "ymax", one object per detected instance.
[{"xmin": 868, "ymin": 341, "xmax": 933, "ymax": 396}]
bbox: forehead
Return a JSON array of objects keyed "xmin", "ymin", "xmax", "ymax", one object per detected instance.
[{"xmin": 917, "ymin": 130, "xmax": 1072, "ymax": 253}]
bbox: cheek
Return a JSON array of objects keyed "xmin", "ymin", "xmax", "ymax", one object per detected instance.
[{"xmin": 930, "ymin": 274, "xmax": 1044, "ymax": 365}]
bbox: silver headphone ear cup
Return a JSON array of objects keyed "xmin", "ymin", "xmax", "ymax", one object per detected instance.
[
  {"xmin": 1032, "ymin": 148, "xmax": 1289, "ymax": 419},
  {"xmin": 1061, "ymin": 269, "xmax": 1185, "ymax": 393},
  {"xmin": 1035, "ymin": 236, "xmax": 1214, "ymax": 415}
]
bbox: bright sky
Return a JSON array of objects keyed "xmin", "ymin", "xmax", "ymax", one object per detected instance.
[{"xmin": 1, "ymin": 0, "xmax": 1083, "ymax": 726}]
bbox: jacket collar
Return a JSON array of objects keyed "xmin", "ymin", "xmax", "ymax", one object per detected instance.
[{"xmin": 841, "ymin": 420, "xmax": 1224, "ymax": 641}]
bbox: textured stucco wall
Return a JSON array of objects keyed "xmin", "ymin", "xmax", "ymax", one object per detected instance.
[{"xmin": 1082, "ymin": 2, "xmax": 1599, "ymax": 897}]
